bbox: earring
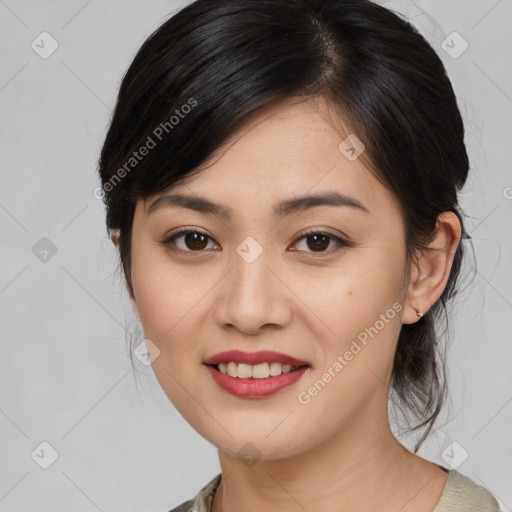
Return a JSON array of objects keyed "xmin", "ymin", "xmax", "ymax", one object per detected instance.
[{"xmin": 412, "ymin": 304, "xmax": 424, "ymax": 318}]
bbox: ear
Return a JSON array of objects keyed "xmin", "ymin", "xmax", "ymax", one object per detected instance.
[
  {"xmin": 402, "ymin": 212, "xmax": 462, "ymax": 324},
  {"xmin": 110, "ymin": 228, "xmax": 141, "ymax": 321},
  {"xmin": 110, "ymin": 228, "xmax": 120, "ymax": 248}
]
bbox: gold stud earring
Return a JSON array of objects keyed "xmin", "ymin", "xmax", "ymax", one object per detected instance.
[{"xmin": 412, "ymin": 304, "xmax": 424, "ymax": 318}]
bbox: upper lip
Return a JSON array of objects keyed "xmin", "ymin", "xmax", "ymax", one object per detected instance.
[{"xmin": 204, "ymin": 350, "xmax": 310, "ymax": 367}]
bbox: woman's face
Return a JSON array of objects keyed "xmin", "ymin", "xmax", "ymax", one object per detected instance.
[{"xmin": 128, "ymin": 97, "xmax": 414, "ymax": 460}]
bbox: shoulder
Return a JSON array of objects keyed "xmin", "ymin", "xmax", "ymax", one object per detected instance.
[
  {"xmin": 433, "ymin": 469, "xmax": 501, "ymax": 511},
  {"xmin": 166, "ymin": 473, "xmax": 222, "ymax": 512},
  {"xmin": 167, "ymin": 498, "xmax": 195, "ymax": 512}
]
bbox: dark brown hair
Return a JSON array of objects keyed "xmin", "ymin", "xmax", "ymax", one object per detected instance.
[{"xmin": 98, "ymin": 0, "xmax": 475, "ymax": 452}]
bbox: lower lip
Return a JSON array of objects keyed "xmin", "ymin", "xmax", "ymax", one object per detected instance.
[{"xmin": 205, "ymin": 364, "xmax": 309, "ymax": 398}]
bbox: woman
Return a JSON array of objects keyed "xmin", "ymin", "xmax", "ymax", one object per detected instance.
[{"xmin": 98, "ymin": 0, "xmax": 501, "ymax": 510}]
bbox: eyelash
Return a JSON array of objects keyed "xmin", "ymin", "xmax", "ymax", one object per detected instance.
[{"xmin": 161, "ymin": 228, "xmax": 350, "ymax": 256}]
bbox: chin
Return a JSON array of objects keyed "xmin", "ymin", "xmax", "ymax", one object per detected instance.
[{"xmin": 205, "ymin": 428, "xmax": 315, "ymax": 463}]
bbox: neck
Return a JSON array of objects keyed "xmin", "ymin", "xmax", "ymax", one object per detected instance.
[{"xmin": 212, "ymin": 405, "xmax": 447, "ymax": 512}]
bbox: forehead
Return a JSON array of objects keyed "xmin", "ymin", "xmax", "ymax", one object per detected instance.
[{"xmin": 142, "ymin": 97, "xmax": 400, "ymax": 225}]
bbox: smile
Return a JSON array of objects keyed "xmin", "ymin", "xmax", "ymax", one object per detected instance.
[
  {"xmin": 212, "ymin": 361, "xmax": 304, "ymax": 378},
  {"xmin": 203, "ymin": 350, "xmax": 311, "ymax": 398}
]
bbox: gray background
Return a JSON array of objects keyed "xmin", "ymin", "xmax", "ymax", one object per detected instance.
[{"xmin": 1, "ymin": 0, "xmax": 511, "ymax": 510}]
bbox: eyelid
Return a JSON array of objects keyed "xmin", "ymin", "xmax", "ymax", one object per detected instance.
[{"xmin": 294, "ymin": 227, "xmax": 349, "ymax": 244}]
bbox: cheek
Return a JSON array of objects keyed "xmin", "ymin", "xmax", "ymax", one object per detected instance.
[
  {"xmin": 294, "ymin": 294, "xmax": 402, "ymax": 434},
  {"xmin": 298, "ymin": 249, "xmax": 404, "ymax": 376},
  {"xmin": 132, "ymin": 262, "xmax": 208, "ymax": 414},
  {"xmin": 298, "ymin": 254, "xmax": 402, "ymax": 330},
  {"xmin": 131, "ymin": 244, "xmax": 210, "ymax": 337}
]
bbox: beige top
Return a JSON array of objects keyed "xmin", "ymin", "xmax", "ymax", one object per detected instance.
[{"xmin": 168, "ymin": 468, "xmax": 501, "ymax": 512}]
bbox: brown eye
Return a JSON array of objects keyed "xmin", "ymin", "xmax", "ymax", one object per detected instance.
[
  {"xmin": 163, "ymin": 230, "xmax": 218, "ymax": 252},
  {"xmin": 292, "ymin": 230, "xmax": 349, "ymax": 255},
  {"xmin": 305, "ymin": 233, "xmax": 331, "ymax": 252}
]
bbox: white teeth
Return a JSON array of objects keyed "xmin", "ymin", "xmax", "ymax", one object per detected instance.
[
  {"xmin": 237, "ymin": 363, "xmax": 253, "ymax": 378},
  {"xmin": 215, "ymin": 362, "xmax": 302, "ymax": 378},
  {"xmin": 252, "ymin": 362, "xmax": 269, "ymax": 378},
  {"xmin": 227, "ymin": 362, "xmax": 238, "ymax": 377},
  {"xmin": 269, "ymin": 362, "xmax": 282, "ymax": 376}
]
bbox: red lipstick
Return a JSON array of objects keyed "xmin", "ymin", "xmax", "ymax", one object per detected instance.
[
  {"xmin": 204, "ymin": 350, "xmax": 309, "ymax": 367},
  {"xmin": 203, "ymin": 350, "xmax": 310, "ymax": 398}
]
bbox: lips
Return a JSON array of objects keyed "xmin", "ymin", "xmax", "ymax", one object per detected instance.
[
  {"xmin": 203, "ymin": 350, "xmax": 310, "ymax": 367},
  {"xmin": 205, "ymin": 364, "xmax": 309, "ymax": 398}
]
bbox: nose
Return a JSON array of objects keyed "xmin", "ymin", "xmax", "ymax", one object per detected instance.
[{"xmin": 214, "ymin": 248, "xmax": 292, "ymax": 335}]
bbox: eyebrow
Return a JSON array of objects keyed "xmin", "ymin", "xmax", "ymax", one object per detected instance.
[{"xmin": 147, "ymin": 191, "xmax": 370, "ymax": 219}]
